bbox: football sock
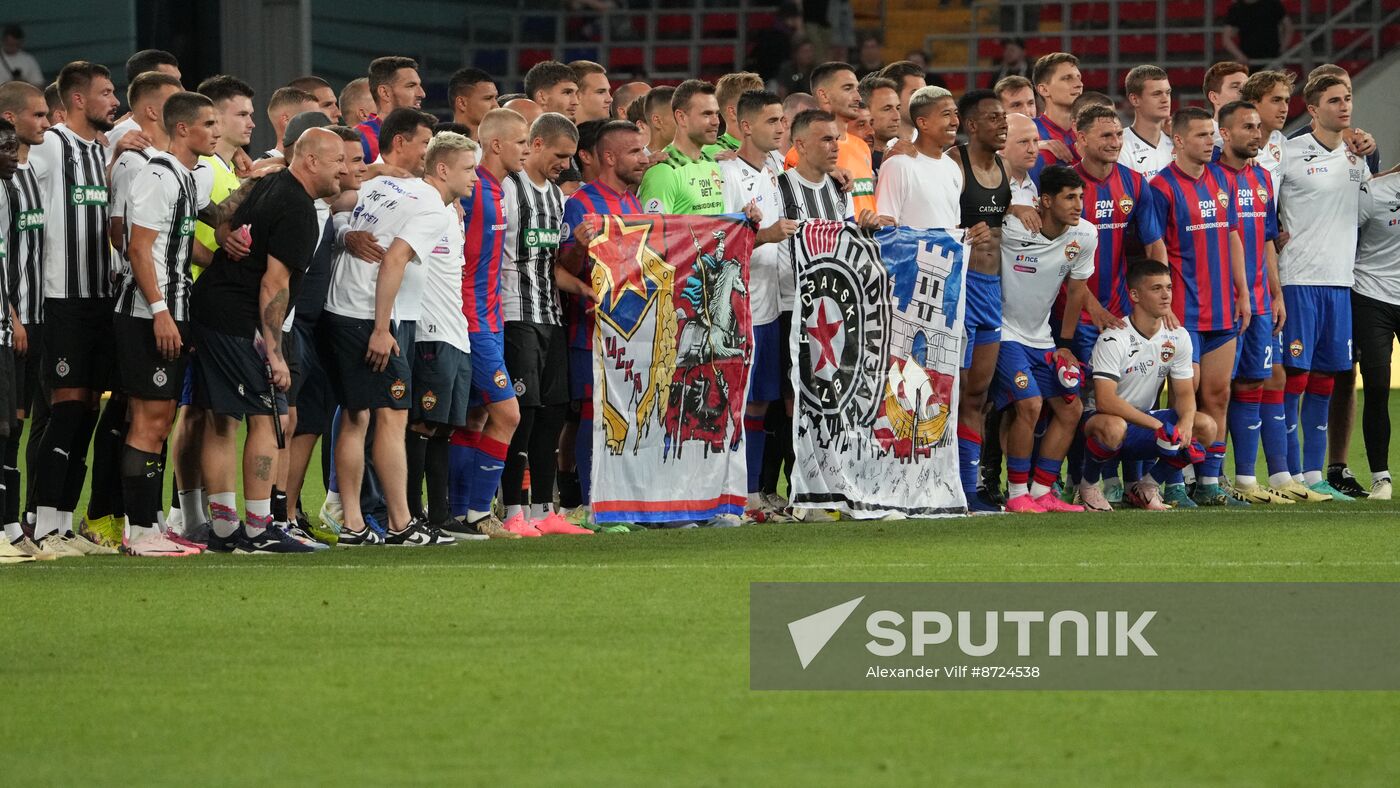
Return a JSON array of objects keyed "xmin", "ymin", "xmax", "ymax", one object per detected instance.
[
  {"xmin": 467, "ymin": 434, "xmax": 509, "ymax": 519},
  {"xmin": 209, "ymin": 492, "xmax": 239, "ymax": 538},
  {"xmin": 1229, "ymin": 388, "xmax": 1263, "ymax": 482},
  {"xmin": 119, "ymin": 446, "xmax": 164, "ymax": 536},
  {"xmin": 501, "ymin": 408, "xmax": 535, "ymax": 508},
  {"xmin": 425, "ymin": 433, "xmax": 451, "ymax": 524},
  {"xmin": 1081, "ymin": 435, "xmax": 1118, "ymax": 485},
  {"xmin": 1029, "ymin": 455, "xmax": 1061, "ymax": 498},
  {"xmin": 88, "ymin": 398, "xmax": 127, "ymax": 519},
  {"xmin": 405, "ymin": 429, "xmax": 428, "ymax": 520},
  {"xmin": 957, "ymin": 425, "xmax": 982, "ymax": 497},
  {"xmin": 530, "ymin": 405, "xmax": 565, "ymax": 507},
  {"xmin": 1300, "ymin": 374, "xmax": 1333, "ymax": 478},
  {"xmin": 178, "ymin": 489, "xmax": 204, "ymax": 526},
  {"xmin": 745, "ymin": 412, "xmax": 767, "ymax": 493},
  {"xmin": 1283, "ymin": 371, "xmax": 1307, "ymax": 476},
  {"xmin": 244, "ymin": 498, "xmax": 271, "ymax": 537},
  {"xmin": 1259, "ymin": 387, "xmax": 1290, "ymax": 480},
  {"xmin": 448, "ymin": 428, "xmax": 478, "ymax": 517},
  {"xmin": 1007, "ymin": 455, "xmax": 1031, "ymax": 498}
]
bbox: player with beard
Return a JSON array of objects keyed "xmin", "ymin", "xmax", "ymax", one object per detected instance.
[
  {"xmin": 639, "ymin": 80, "xmax": 725, "ymax": 216},
  {"xmin": 26, "ymin": 61, "xmax": 123, "ymax": 556},
  {"xmin": 785, "ymin": 63, "xmax": 873, "ymax": 216},
  {"xmin": 357, "ymin": 56, "xmax": 425, "ymax": 162},
  {"xmin": 524, "ymin": 61, "xmax": 580, "ymax": 122},
  {"xmin": 569, "ymin": 60, "xmax": 612, "ymax": 123},
  {"xmin": 1214, "ymin": 101, "xmax": 1295, "ymax": 505},
  {"xmin": 0, "ymin": 81, "xmax": 51, "ymax": 557},
  {"xmin": 1119, "ymin": 65, "xmax": 1173, "ymax": 181},
  {"xmin": 554, "ymin": 120, "xmax": 647, "ymax": 531},
  {"xmin": 448, "ymin": 68, "xmax": 498, "ymax": 138}
]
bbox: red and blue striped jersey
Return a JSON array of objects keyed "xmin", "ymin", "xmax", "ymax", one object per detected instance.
[
  {"xmin": 462, "ymin": 166, "xmax": 508, "ymax": 333},
  {"xmin": 1217, "ymin": 161, "xmax": 1278, "ymax": 316},
  {"xmin": 1066, "ymin": 161, "xmax": 1165, "ymax": 324},
  {"xmin": 356, "ymin": 114, "xmax": 381, "ymax": 164},
  {"xmin": 1031, "ymin": 114, "xmax": 1081, "ymax": 183},
  {"xmin": 560, "ymin": 180, "xmax": 642, "ymax": 349},
  {"xmin": 1148, "ymin": 162, "xmax": 1240, "ymax": 332}
]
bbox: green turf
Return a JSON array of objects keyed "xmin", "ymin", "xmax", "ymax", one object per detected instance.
[{"xmin": 5, "ymin": 398, "xmax": 1400, "ymax": 784}]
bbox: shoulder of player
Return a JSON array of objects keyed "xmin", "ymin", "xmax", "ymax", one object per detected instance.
[{"xmin": 1069, "ymin": 216, "xmax": 1098, "ymax": 238}]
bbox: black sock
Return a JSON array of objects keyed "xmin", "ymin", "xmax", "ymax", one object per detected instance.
[
  {"xmin": 88, "ymin": 398, "xmax": 128, "ymax": 518},
  {"xmin": 23, "ymin": 410, "xmax": 47, "ymax": 518},
  {"xmin": 119, "ymin": 446, "xmax": 164, "ymax": 528},
  {"xmin": 3, "ymin": 425, "xmax": 20, "ymax": 526},
  {"xmin": 502, "ymin": 407, "xmax": 537, "ymax": 507},
  {"xmin": 406, "ymin": 429, "xmax": 428, "ymax": 520},
  {"xmin": 425, "ymin": 433, "xmax": 450, "ymax": 524},
  {"xmin": 528, "ymin": 406, "xmax": 566, "ymax": 508},
  {"xmin": 271, "ymin": 486, "xmax": 288, "ymax": 522},
  {"xmin": 33, "ymin": 400, "xmax": 87, "ymax": 510},
  {"xmin": 556, "ymin": 470, "xmax": 581, "ymax": 509}
]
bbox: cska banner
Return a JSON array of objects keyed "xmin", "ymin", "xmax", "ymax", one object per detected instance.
[
  {"xmin": 585, "ymin": 213, "xmax": 756, "ymax": 524},
  {"xmin": 789, "ymin": 222, "xmax": 969, "ymax": 518}
]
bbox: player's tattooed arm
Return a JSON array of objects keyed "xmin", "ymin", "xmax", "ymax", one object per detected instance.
[{"xmin": 197, "ymin": 176, "xmax": 259, "ymax": 230}]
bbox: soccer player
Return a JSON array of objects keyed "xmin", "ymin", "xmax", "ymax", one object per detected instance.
[
  {"xmin": 26, "ymin": 61, "xmax": 123, "ymax": 556},
  {"xmin": 612, "ymin": 81, "xmax": 649, "ymax": 121},
  {"xmin": 784, "ymin": 62, "xmax": 874, "ymax": 216},
  {"xmin": 556, "ymin": 120, "xmax": 647, "ymax": 529},
  {"xmin": 569, "ymin": 60, "xmax": 612, "ymax": 122},
  {"xmin": 1119, "ymin": 65, "xmax": 1173, "ymax": 180},
  {"xmin": 498, "ymin": 113, "xmax": 594, "ymax": 536},
  {"xmin": 0, "ymin": 119, "xmax": 31, "ymax": 562},
  {"xmin": 339, "ymin": 77, "xmax": 374, "ymax": 126},
  {"xmin": 42, "ymin": 81, "xmax": 64, "ymax": 126},
  {"xmin": 357, "ymin": 56, "xmax": 425, "ymax": 162},
  {"xmin": 113, "ymin": 91, "xmax": 226, "ymax": 556},
  {"xmin": 1352, "ymin": 165, "xmax": 1400, "ymax": 500},
  {"xmin": 706, "ymin": 71, "xmax": 764, "ymax": 156},
  {"xmin": 287, "ymin": 75, "xmax": 342, "ymax": 123},
  {"xmin": 875, "ymin": 86, "xmax": 970, "ymax": 232},
  {"xmin": 858, "ymin": 75, "xmax": 900, "ymax": 171},
  {"xmin": 994, "ymin": 75, "xmax": 1036, "ymax": 118},
  {"xmin": 1203, "ymin": 61, "xmax": 1248, "ymax": 146},
  {"xmin": 1273, "ymin": 74, "xmax": 1370, "ymax": 501},
  {"xmin": 718, "ymin": 90, "xmax": 799, "ymax": 522},
  {"xmin": 950, "ymin": 89, "xmax": 1013, "ymax": 512},
  {"xmin": 1240, "ymin": 70, "xmax": 1294, "ymax": 181},
  {"xmin": 642, "ymin": 86, "xmax": 676, "ymax": 156},
  {"xmin": 1080, "ymin": 260, "xmax": 1210, "ymax": 512},
  {"xmin": 320, "ymin": 108, "xmax": 455, "ymax": 547},
  {"xmin": 995, "ymin": 165, "xmax": 1096, "ymax": 514},
  {"xmin": 105, "ymin": 49, "xmax": 180, "ymax": 159},
  {"xmin": 443, "ymin": 108, "xmax": 528, "ymax": 540},
  {"xmin": 258, "ymin": 86, "xmax": 317, "ymax": 159},
  {"xmin": 1030, "ymin": 52, "xmax": 1083, "ymax": 172},
  {"xmin": 109, "ymin": 72, "xmax": 184, "ymax": 250},
  {"xmin": 876, "ymin": 60, "xmax": 925, "ymax": 144},
  {"xmin": 638, "ymin": 79, "xmax": 725, "ymax": 215},
  {"xmin": 448, "ymin": 67, "xmax": 498, "ymax": 136},
  {"xmin": 524, "ymin": 61, "xmax": 579, "ymax": 121},
  {"xmin": 1213, "ymin": 100, "xmax": 1296, "ymax": 505},
  {"xmin": 189, "ymin": 128, "xmax": 344, "ymax": 552},
  {"xmin": 0, "ymin": 81, "xmax": 49, "ymax": 557},
  {"xmin": 1148, "ymin": 106, "xmax": 1251, "ymax": 507}
]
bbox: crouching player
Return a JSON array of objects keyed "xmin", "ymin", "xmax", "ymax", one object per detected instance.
[{"xmin": 1079, "ymin": 260, "xmax": 1216, "ymax": 510}]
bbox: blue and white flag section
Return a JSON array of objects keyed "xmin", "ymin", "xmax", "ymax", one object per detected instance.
[
  {"xmin": 788, "ymin": 222, "xmax": 969, "ymax": 518},
  {"xmin": 587, "ymin": 214, "xmax": 756, "ymax": 524}
]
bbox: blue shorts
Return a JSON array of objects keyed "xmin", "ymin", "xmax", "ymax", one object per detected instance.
[
  {"xmin": 1047, "ymin": 319, "xmax": 1098, "ymax": 371},
  {"xmin": 994, "ymin": 340, "xmax": 1078, "ymax": 410},
  {"xmin": 568, "ymin": 346, "xmax": 593, "ymax": 403},
  {"xmin": 468, "ymin": 330, "xmax": 515, "ymax": 405},
  {"xmin": 179, "ymin": 360, "xmax": 196, "ymax": 407},
  {"xmin": 962, "ymin": 271, "xmax": 1003, "ymax": 367},
  {"xmin": 749, "ymin": 320, "xmax": 781, "ymax": 402},
  {"xmin": 1116, "ymin": 408, "xmax": 1179, "ymax": 461},
  {"xmin": 1187, "ymin": 327, "xmax": 1237, "ymax": 363},
  {"xmin": 1233, "ymin": 312, "xmax": 1281, "ymax": 381},
  {"xmin": 1282, "ymin": 284, "xmax": 1353, "ymax": 372}
]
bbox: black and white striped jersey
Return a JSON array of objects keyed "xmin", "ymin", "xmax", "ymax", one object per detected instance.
[
  {"xmin": 0, "ymin": 185, "xmax": 13, "ymax": 347},
  {"xmin": 109, "ymin": 145, "xmax": 157, "ymax": 282},
  {"xmin": 4, "ymin": 161, "xmax": 44, "ymax": 324},
  {"xmin": 776, "ymin": 170, "xmax": 852, "ymax": 308},
  {"xmin": 28, "ymin": 124, "xmax": 114, "ymax": 300},
  {"xmin": 114, "ymin": 152, "xmax": 212, "ymax": 321},
  {"xmin": 501, "ymin": 171, "xmax": 565, "ymax": 325}
]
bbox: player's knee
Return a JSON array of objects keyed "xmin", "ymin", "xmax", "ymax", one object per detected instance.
[
  {"xmin": 1012, "ymin": 397, "xmax": 1043, "ymax": 425},
  {"xmin": 1088, "ymin": 415, "xmax": 1126, "ymax": 447},
  {"xmin": 1192, "ymin": 413, "xmax": 1218, "ymax": 442}
]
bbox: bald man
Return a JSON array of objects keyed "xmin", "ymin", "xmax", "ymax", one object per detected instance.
[
  {"xmin": 612, "ymin": 81, "xmax": 650, "ymax": 120},
  {"xmin": 504, "ymin": 97, "xmax": 542, "ymax": 127},
  {"xmin": 1002, "ymin": 112, "xmax": 1041, "ymax": 210}
]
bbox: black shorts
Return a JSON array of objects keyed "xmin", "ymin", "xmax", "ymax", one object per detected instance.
[
  {"xmin": 114, "ymin": 314, "xmax": 191, "ymax": 401},
  {"xmin": 504, "ymin": 321, "xmax": 568, "ymax": 407},
  {"xmin": 1352, "ymin": 290, "xmax": 1400, "ymax": 372},
  {"xmin": 283, "ymin": 327, "xmax": 303, "ymax": 407},
  {"xmin": 291, "ymin": 320, "xmax": 334, "ymax": 436},
  {"xmin": 191, "ymin": 322, "xmax": 287, "ymax": 417},
  {"xmin": 44, "ymin": 297, "xmax": 116, "ymax": 390},
  {"xmin": 0, "ymin": 348, "xmax": 13, "ymax": 436},
  {"xmin": 318, "ymin": 312, "xmax": 415, "ymax": 411},
  {"xmin": 411, "ymin": 340, "xmax": 473, "ymax": 426},
  {"xmin": 14, "ymin": 322, "xmax": 43, "ymax": 415}
]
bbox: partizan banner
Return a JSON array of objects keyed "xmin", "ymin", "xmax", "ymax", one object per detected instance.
[
  {"xmin": 789, "ymin": 222, "xmax": 969, "ymax": 518},
  {"xmin": 586, "ymin": 213, "xmax": 756, "ymax": 524}
]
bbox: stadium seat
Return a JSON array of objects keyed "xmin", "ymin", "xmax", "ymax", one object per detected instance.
[
  {"xmin": 653, "ymin": 45, "xmax": 691, "ymax": 72},
  {"xmin": 609, "ymin": 46, "xmax": 644, "ymax": 71},
  {"xmin": 656, "ymin": 14, "xmax": 691, "ymax": 40},
  {"xmin": 1079, "ymin": 68, "xmax": 1109, "ymax": 91},
  {"xmin": 703, "ymin": 14, "xmax": 739, "ymax": 39},
  {"xmin": 1118, "ymin": 1, "xmax": 1161, "ymax": 26},
  {"xmin": 1167, "ymin": 66, "xmax": 1206, "ymax": 92},
  {"xmin": 1075, "ymin": 36, "xmax": 1110, "ymax": 58},
  {"xmin": 700, "ymin": 45, "xmax": 735, "ymax": 70},
  {"xmin": 1164, "ymin": 33, "xmax": 1205, "ymax": 61},
  {"xmin": 472, "ymin": 48, "xmax": 507, "ymax": 74},
  {"xmin": 563, "ymin": 47, "xmax": 599, "ymax": 63},
  {"xmin": 518, "ymin": 49, "xmax": 553, "ymax": 73},
  {"xmin": 1120, "ymin": 34, "xmax": 1158, "ymax": 57}
]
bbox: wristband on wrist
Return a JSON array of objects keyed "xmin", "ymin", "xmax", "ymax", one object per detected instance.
[
  {"xmin": 1054, "ymin": 335, "xmax": 1073, "ymax": 350},
  {"xmin": 150, "ymin": 300, "xmax": 169, "ymax": 315}
]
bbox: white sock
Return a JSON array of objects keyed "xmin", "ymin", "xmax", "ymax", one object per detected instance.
[
  {"xmin": 1200, "ymin": 476, "xmax": 1219, "ymax": 486},
  {"xmin": 128, "ymin": 523, "xmax": 157, "ymax": 538},
  {"xmin": 34, "ymin": 506, "xmax": 62, "ymax": 539},
  {"xmin": 1293, "ymin": 473, "xmax": 1306, "ymax": 483},
  {"xmin": 1269, "ymin": 471, "xmax": 1294, "ymax": 488},
  {"xmin": 325, "ymin": 490, "xmax": 342, "ymax": 509},
  {"xmin": 197, "ymin": 488, "xmax": 211, "ymax": 523},
  {"xmin": 1102, "ymin": 476, "xmax": 1122, "ymax": 490},
  {"xmin": 1029, "ymin": 482, "xmax": 1052, "ymax": 498},
  {"xmin": 467, "ymin": 509, "xmax": 492, "ymax": 523},
  {"xmin": 244, "ymin": 498, "xmax": 272, "ymax": 536},
  {"xmin": 506, "ymin": 504, "xmax": 524, "ymax": 519},
  {"xmin": 1182, "ymin": 466, "xmax": 1197, "ymax": 484},
  {"xmin": 530, "ymin": 503, "xmax": 550, "ymax": 520},
  {"xmin": 58, "ymin": 510, "xmax": 75, "ymax": 535},
  {"xmin": 4, "ymin": 522, "xmax": 22, "ymax": 542},
  {"xmin": 210, "ymin": 492, "xmax": 240, "ymax": 538},
  {"xmin": 1303, "ymin": 470, "xmax": 1323, "ymax": 485},
  {"xmin": 1009, "ymin": 482, "xmax": 1029, "ymax": 498},
  {"xmin": 1375, "ymin": 470, "xmax": 1391, "ymax": 482},
  {"xmin": 177, "ymin": 489, "xmax": 203, "ymax": 524},
  {"xmin": 1235, "ymin": 475, "xmax": 1257, "ymax": 489}
]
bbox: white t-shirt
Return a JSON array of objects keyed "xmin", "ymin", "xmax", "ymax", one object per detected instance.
[
  {"xmin": 875, "ymin": 149, "xmax": 962, "ymax": 229},
  {"xmin": 0, "ymin": 48, "xmax": 43, "ymax": 86},
  {"xmin": 999, "ymin": 213, "xmax": 1098, "ymax": 348},
  {"xmin": 1354, "ymin": 172, "xmax": 1400, "ymax": 306},
  {"xmin": 104, "ymin": 116, "xmax": 141, "ymax": 163},
  {"xmin": 719, "ymin": 155, "xmax": 784, "ymax": 325},
  {"xmin": 1088, "ymin": 321, "xmax": 1194, "ymax": 412},
  {"xmin": 1009, "ymin": 172, "xmax": 1038, "ymax": 206},
  {"xmin": 1275, "ymin": 132, "xmax": 1370, "ymax": 287},
  {"xmin": 1118, "ymin": 126, "xmax": 1174, "ymax": 181},
  {"xmin": 323, "ymin": 176, "xmax": 450, "ymax": 321},
  {"xmin": 416, "ymin": 201, "xmax": 472, "ymax": 354},
  {"xmin": 123, "ymin": 151, "xmax": 213, "ymax": 318},
  {"xmin": 109, "ymin": 145, "xmax": 162, "ymax": 220},
  {"xmin": 1256, "ymin": 129, "xmax": 1286, "ymax": 187}
]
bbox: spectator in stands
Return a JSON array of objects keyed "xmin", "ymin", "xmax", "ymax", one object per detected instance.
[
  {"xmin": 776, "ymin": 36, "xmax": 817, "ymax": 98},
  {"xmin": 987, "ymin": 38, "xmax": 1032, "ymax": 88},
  {"xmin": 746, "ymin": 2, "xmax": 801, "ymax": 84},
  {"xmin": 0, "ymin": 24, "xmax": 43, "ymax": 86},
  {"xmin": 1222, "ymin": 0, "xmax": 1295, "ymax": 66},
  {"xmin": 903, "ymin": 49, "xmax": 949, "ymax": 89},
  {"xmin": 855, "ymin": 34, "xmax": 885, "ymax": 79},
  {"xmin": 804, "ymin": 0, "xmax": 856, "ymax": 61}
]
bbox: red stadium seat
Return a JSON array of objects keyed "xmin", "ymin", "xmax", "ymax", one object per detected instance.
[
  {"xmin": 1075, "ymin": 36, "xmax": 1110, "ymax": 58},
  {"xmin": 943, "ymin": 73, "xmax": 967, "ymax": 93},
  {"xmin": 1079, "ymin": 68, "xmax": 1109, "ymax": 91},
  {"xmin": 1118, "ymin": 1, "xmax": 1160, "ymax": 25},
  {"xmin": 1164, "ymin": 33, "xmax": 1205, "ymax": 59},
  {"xmin": 655, "ymin": 14, "xmax": 690, "ymax": 40},
  {"xmin": 609, "ymin": 47, "xmax": 644, "ymax": 71},
  {"xmin": 518, "ymin": 49, "xmax": 553, "ymax": 73},
  {"xmin": 1167, "ymin": 66, "xmax": 1206, "ymax": 92},
  {"xmin": 653, "ymin": 45, "xmax": 690, "ymax": 72},
  {"xmin": 700, "ymin": 45, "xmax": 734, "ymax": 69},
  {"xmin": 1119, "ymin": 34, "xmax": 1158, "ymax": 57}
]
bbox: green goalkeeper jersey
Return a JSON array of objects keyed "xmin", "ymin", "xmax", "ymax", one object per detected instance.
[{"xmin": 638, "ymin": 143, "xmax": 726, "ymax": 216}]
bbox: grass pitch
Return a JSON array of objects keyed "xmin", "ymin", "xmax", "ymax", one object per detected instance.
[{"xmin": 4, "ymin": 400, "xmax": 1400, "ymax": 784}]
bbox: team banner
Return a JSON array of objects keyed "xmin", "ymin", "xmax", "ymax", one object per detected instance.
[
  {"xmin": 586, "ymin": 213, "xmax": 756, "ymax": 524},
  {"xmin": 789, "ymin": 222, "xmax": 969, "ymax": 518}
]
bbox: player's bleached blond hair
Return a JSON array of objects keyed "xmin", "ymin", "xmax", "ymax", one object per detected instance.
[{"xmin": 425, "ymin": 130, "xmax": 479, "ymax": 172}]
